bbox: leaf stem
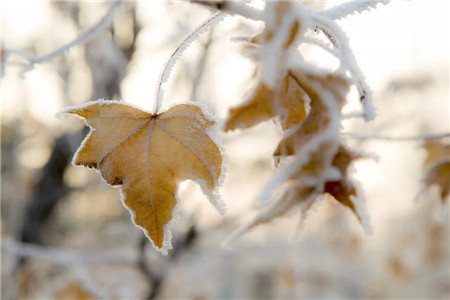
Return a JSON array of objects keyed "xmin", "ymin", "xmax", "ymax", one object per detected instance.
[{"xmin": 154, "ymin": 12, "xmax": 225, "ymax": 113}]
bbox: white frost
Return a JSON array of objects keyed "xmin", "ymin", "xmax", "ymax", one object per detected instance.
[{"xmin": 155, "ymin": 12, "xmax": 226, "ymax": 112}]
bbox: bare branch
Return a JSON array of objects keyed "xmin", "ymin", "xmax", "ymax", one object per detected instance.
[
  {"xmin": 191, "ymin": 0, "xmax": 379, "ymax": 121},
  {"xmin": 310, "ymin": 13, "xmax": 375, "ymax": 120},
  {"xmin": 2, "ymin": 0, "xmax": 123, "ymax": 75},
  {"xmin": 2, "ymin": 238, "xmax": 136, "ymax": 266}
]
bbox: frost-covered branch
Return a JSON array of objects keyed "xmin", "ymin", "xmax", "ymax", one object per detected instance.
[
  {"xmin": 191, "ymin": 0, "xmax": 383, "ymax": 121},
  {"xmin": 322, "ymin": 0, "xmax": 391, "ymax": 21},
  {"xmin": 310, "ymin": 13, "xmax": 375, "ymax": 120},
  {"xmin": 2, "ymin": 0, "xmax": 123, "ymax": 75},
  {"xmin": 342, "ymin": 132, "xmax": 450, "ymax": 142},
  {"xmin": 1, "ymin": 238, "xmax": 135, "ymax": 266},
  {"xmin": 192, "ymin": 0, "xmax": 391, "ymax": 23},
  {"xmin": 154, "ymin": 12, "xmax": 225, "ymax": 113}
]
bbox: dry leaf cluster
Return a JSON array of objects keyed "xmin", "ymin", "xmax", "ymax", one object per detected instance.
[
  {"xmin": 61, "ymin": 1, "xmax": 373, "ymax": 252},
  {"xmin": 59, "ymin": 1, "xmax": 446, "ymax": 253},
  {"xmin": 224, "ymin": 2, "xmax": 371, "ymax": 241}
]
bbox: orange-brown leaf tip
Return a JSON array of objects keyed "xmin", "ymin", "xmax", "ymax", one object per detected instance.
[{"xmin": 62, "ymin": 100, "xmax": 225, "ymax": 253}]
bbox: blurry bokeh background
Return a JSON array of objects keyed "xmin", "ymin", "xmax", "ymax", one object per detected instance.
[{"xmin": 1, "ymin": 0, "xmax": 449, "ymax": 299}]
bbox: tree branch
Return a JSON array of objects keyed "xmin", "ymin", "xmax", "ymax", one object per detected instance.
[{"xmin": 137, "ymin": 226, "xmax": 198, "ymax": 300}]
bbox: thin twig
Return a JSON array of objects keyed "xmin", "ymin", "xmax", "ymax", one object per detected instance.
[
  {"xmin": 342, "ymin": 132, "xmax": 450, "ymax": 142},
  {"xmin": 302, "ymin": 36, "xmax": 339, "ymax": 58},
  {"xmin": 2, "ymin": 0, "xmax": 123, "ymax": 75},
  {"xmin": 311, "ymin": 14, "xmax": 374, "ymax": 120}
]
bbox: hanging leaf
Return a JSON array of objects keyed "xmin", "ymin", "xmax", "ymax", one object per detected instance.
[
  {"xmin": 226, "ymin": 70, "xmax": 371, "ymax": 244},
  {"xmin": 262, "ymin": 1, "xmax": 303, "ymax": 87},
  {"xmin": 273, "ymin": 70, "xmax": 348, "ymax": 160},
  {"xmin": 59, "ymin": 101, "xmax": 225, "ymax": 253},
  {"xmin": 225, "ymin": 71, "xmax": 308, "ymax": 131}
]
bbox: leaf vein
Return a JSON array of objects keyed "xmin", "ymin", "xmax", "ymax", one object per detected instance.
[
  {"xmin": 156, "ymin": 120, "xmax": 215, "ymax": 184},
  {"xmin": 98, "ymin": 119, "xmax": 150, "ymax": 166},
  {"xmin": 146, "ymin": 121, "xmax": 161, "ymax": 243}
]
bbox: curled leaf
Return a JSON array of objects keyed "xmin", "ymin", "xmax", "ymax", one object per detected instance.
[
  {"xmin": 423, "ymin": 140, "xmax": 450, "ymax": 165},
  {"xmin": 60, "ymin": 101, "xmax": 225, "ymax": 253},
  {"xmin": 225, "ymin": 71, "xmax": 308, "ymax": 131}
]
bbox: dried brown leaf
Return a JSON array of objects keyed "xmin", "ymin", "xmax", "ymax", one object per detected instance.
[
  {"xmin": 225, "ymin": 72, "xmax": 308, "ymax": 131},
  {"xmin": 274, "ymin": 70, "xmax": 348, "ymax": 160},
  {"xmin": 62, "ymin": 101, "xmax": 224, "ymax": 252}
]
